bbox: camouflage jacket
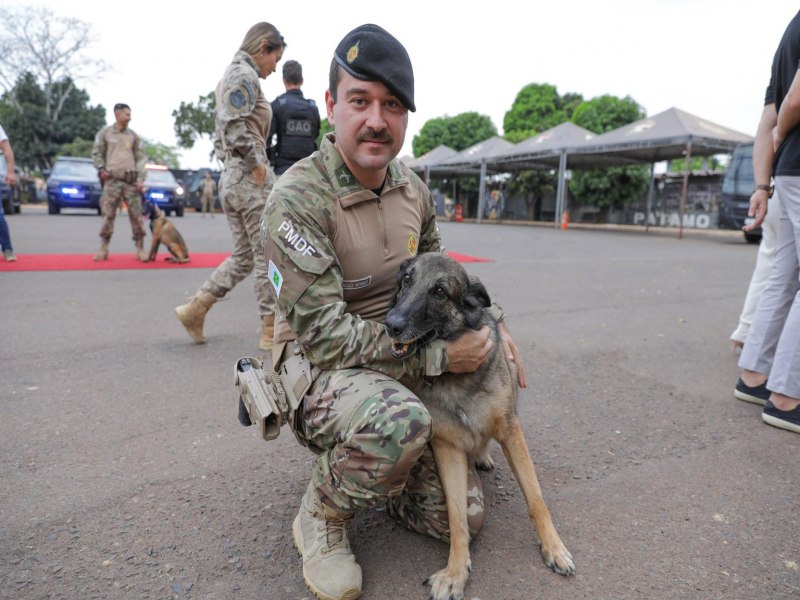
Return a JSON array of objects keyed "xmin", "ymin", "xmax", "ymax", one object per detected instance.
[
  {"xmin": 91, "ymin": 124, "xmax": 145, "ymax": 183},
  {"xmin": 214, "ymin": 51, "xmax": 271, "ymax": 172},
  {"xmin": 262, "ymin": 133, "xmax": 449, "ymax": 380}
]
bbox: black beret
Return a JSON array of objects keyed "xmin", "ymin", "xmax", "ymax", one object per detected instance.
[{"xmin": 334, "ymin": 24, "xmax": 415, "ymax": 112}]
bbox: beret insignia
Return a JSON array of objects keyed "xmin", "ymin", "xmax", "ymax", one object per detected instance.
[{"xmin": 346, "ymin": 41, "xmax": 359, "ymax": 64}]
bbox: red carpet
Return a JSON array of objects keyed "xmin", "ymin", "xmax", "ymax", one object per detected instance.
[
  {"xmin": 446, "ymin": 251, "xmax": 492, "ymax": 263},
  {"xmin": 0, "ymin": 251, "xmax": 491, "ymax": 272}
]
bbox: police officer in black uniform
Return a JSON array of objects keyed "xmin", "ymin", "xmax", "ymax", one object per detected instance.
[{"xmin": 267, "ymin": 60, "xmax": 321, "ymax": 176}]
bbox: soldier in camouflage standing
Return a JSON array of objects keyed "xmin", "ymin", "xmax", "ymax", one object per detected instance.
[
  {"xmin": 175, "ymin": 22, "xmax": 285, "ymax": 351},
  {"xmin": 91, "ymin": 103, "xmax": 147, "ymax": 261},
  {"xmin": 199, "ymin": 171, "xmax": 216, "ymax": 217},
  {"xmin": 262, "ymin": 24, "xmax": 526, "ymax": 600}
]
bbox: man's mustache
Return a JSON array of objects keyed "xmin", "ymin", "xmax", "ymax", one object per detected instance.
[{"xmin": 359, "ymin": 129, "xmax": 392, "ymax": 144}]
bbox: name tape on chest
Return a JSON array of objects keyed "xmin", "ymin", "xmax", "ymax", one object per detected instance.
[{"xmin": 278, "ymin": 220, "xmax": 317, "ymax": 256}]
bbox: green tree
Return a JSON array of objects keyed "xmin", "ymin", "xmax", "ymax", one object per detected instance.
[
  {"xmin": 412, "ymin": 112, "xmax": 497, "ymax": 157},
  {"xmin": 570, "ymin": 94, "xmax": 644, "ymax": 134},
  {"xmin": 0, "ymin": 72, "xmax": 104, "ymax": 170},
  {"xmin": 0, "ymin": 73, "xmax": 53, "ymax": 169},
  {"xmin": 411, "ymin": 113, "xmax": 497, "ymax": 216},
  {"xmin": 58, "ymin": 137, "xmax": 94, "ymax": 158},
  {"xmin": 502, "ymin": 84, "xmax": 583, "ymax": 221},
  {"xmin": 172, "ymin": 91, "xmax": 216, "ymax": 150},
  {"xmin": 411, "ymin": 112, "xmax": 498, "ymax": 214},
  {"xmin": 503, "ymin": 83, "xmax": 583, "ymax": 137},
  {"xmin": 569, "ymin": 95, "xmax": 650, "ymax": 218},
  {"xmin": 51, "ymin": 79, "xmax": 105, "ymax": 146},
  {"xmin": 670, "ymin": 155, "xmax": 724, "ymax": 172},
  {"xmin": 142, "ymin": 139, "xmax": 181, "ymax": 168}
]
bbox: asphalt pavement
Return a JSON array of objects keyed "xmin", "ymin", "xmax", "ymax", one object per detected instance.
[{"xmin": 1, "ymin": 206, "xmax": 798, "ymax": 599}]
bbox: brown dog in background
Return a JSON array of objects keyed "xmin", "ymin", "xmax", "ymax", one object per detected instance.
[
  {"xmin": 385, "ymin": 252, "xmax": 574, "ymax": 600},
  {"xmin": 142, "ymin": 202, "xmax": 190, "ymax": 263}
]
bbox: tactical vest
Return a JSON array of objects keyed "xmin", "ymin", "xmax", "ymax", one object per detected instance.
[{"xmin": 272, "ymin": 91, "xmax": 319, "ymax": 175}]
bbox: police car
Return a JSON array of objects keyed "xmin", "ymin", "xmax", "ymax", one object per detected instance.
[
  {"xmin": 144, "ymin": 164, "xmax": 185, "ymax": 217},
  {"xmin": 45, "ymin": 156, "xmax": 102, "ymax": 215}
]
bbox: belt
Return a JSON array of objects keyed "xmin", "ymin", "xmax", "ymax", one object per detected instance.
[{"xmin": 109, "ymin": 170, "xmax": 137, "ymax": 183}]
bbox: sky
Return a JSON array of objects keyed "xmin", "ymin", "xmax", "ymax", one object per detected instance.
[{"xmin": 9, "ymin": 1, "xmax": 799, "ymax": 169}]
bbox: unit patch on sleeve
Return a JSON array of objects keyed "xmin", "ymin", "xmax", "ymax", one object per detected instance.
[{"xmin": 407, "ymin": 233, "xmax": 418, "ymax": 256}]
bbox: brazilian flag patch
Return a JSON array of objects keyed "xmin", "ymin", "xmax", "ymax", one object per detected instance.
[{"xmin": 268, "ymin": 260, "xmax": 283, "ymax": 297}]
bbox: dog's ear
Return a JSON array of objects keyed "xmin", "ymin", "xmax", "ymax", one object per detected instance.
[
  {"xmin": 464, "ymin": 276, "xmax": 491, "ymax": 330},
  {"xmin": 396, "ymin": 257, "xmax": 416, "ymax": 284}
]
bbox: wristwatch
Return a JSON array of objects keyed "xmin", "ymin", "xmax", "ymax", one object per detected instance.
[{"xmin": 755, "ymin": 183, "xmax": 774, "ymax": 197}]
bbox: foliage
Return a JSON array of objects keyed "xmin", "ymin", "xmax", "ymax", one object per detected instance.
[
  {"xmin": 142, "ymin": 140, "xmax": 181, "ymax": 169},
  {"xmin": 0, "ymin": 72, "xmax": 105, "ymax": 170},
  {"xmin": 172, "ymin": 91, "xmax": 216, "ymax": 150},
  {"xmin": 503, "ymin": 83, "xmax": 583, "ymax": 135},
  {"xmin": 670, "ymin": 155, "xmax": 725, "ymax": 172},
  {"xmin": 0, "ymin": 6, "xmax": 107, "ymax": 122},
  {"xmin": 58, "ymin": 138, "xmax": 94, "ymax": 158},
  {"xmin": 501, "ymin": 83, "xmax": 583, "ymax": 220},
  {"xmin": 568, "ymin": 165, "xmax": 651, "ymax": 217},
  {"xmin": 569, "ymin": 95, "xmax": 650, "ymax": 213},
  {"xmin": 504, "ymin": 170, "xmax": 557, "ymax": 220},
  {"xmin": 410, "ymin": 112, "xmax": 497, "ymax": 206},
  {"xmin": 412, "ymin": 112, "xmax": 497, "ymax": 157},
  {"xmin": 0, "ymin": 7, "xmax": 107, "ymax": 171},
  {"xmin": 571, "ymin": 94, "xmax": 644, "ymax": 134},
  {"xmin": 317, "ymin": 118, "xmax": 333, "ymax": 147}
]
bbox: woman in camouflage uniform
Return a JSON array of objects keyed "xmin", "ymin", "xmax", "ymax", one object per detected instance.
[{"xmin": 175, "ymin": 22, "xmax": 285, "ymax": 351}]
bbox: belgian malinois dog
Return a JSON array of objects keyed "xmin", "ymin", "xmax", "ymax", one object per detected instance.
[
  {"xmin": 385, "ymin": 252, "xmax": 575, "ymax": 600},
  {"xmin": 142, "ymin": 202, "xmax": 190, "ymax": 263}
]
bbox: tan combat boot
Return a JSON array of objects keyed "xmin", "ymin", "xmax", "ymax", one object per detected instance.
[
  {"xmin": 293, "ymin": 483, "xmax": 362, "ymax": 600},
  {"xmin": 135, "ymin": 239, "xmax": 147, "ymax": 262},
  {"xmin": 174, "ymin": 291, "xmax": 216, "ymax": 343},
  {"xmin": 258, "ymin": 314, "xmax": 275, "ymax": 351},
  {"xmin": 93, "ymin": 240, "xmax": 109, "ymax": 261}
]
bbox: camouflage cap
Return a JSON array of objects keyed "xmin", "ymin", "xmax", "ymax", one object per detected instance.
[{"xmin": 333, "ymin": 24, "xmax": 415, "ymax": 112}]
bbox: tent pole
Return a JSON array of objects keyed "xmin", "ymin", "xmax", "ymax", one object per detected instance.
[
  {"xmin": 678, "ymin": 141, "xmax": 692, "ymax": 239},
  {"xmin": 645, "ymin": 162, "xmax": 655, "ymax": 233},
  {"xmin": 556, "ymin": 151, "xmax": 567, "ymax": 228},
  {"xmin": 477, "ymin": 160, "xmax": 487, "ymax": 224}
]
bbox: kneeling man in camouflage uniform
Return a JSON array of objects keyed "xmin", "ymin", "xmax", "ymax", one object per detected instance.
[{"xmin": 262, "ymin": 24, "xmax": 526, "ymax": 600}]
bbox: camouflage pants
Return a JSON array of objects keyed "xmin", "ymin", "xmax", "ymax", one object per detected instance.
[
  {"xmin": 98, "ymin": 179, "xmax": 145, "ymax": 242},
  {"xmin": 302, "ymin": 367, "xmax": 485, "ymax": 543},
  {"xmin": 200, "ymin": 162, "xmax": 276, "ymax": 316},
  {"xmin": 200, "ymin": 192, "xmax": 214, "ymax": 214}
]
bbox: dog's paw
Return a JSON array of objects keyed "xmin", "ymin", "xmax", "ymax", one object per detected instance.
[
  {"xmin": 474, "ymin": 449, "xmax": 495, "ymax": 471},
  {"xmin": 424, "ymin": 562, "xmax": 470, "ymax": 600},
  {"xmin": 541, "ymin": 541, "xmax": 575, "ymax": 576}
]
